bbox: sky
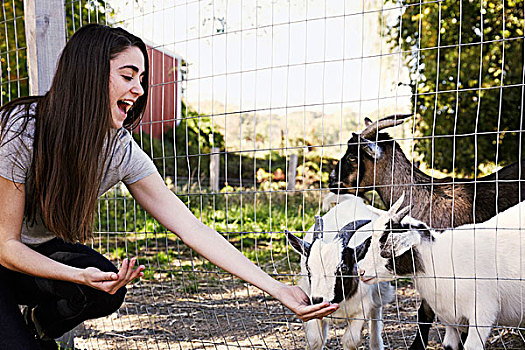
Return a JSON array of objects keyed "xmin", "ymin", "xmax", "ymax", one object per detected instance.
[{"xmin": 109, "ymin": 0, "xmax": 412, "ymax": 117}]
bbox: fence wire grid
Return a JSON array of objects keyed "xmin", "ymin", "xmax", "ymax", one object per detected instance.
[{"xmin": 2, "ymin": 0, "xmax": 525, "ymax": 349}]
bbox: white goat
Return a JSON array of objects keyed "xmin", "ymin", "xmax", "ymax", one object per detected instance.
[
  {"xmin": 287, "ymin": 194, "xmax": 394, "ymax": 350},
  {"xmin": 358, "ymin": 194, "xmax": 525, "ymax": 350}
]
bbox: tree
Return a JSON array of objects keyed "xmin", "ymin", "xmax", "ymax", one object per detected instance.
[{"xmin": 387, "ymin": 0, "xmax": 525, "ymax": 176}]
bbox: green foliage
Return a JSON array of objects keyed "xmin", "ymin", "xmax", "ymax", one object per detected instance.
[
  {"xmin": 0, "ymin": 0, "xmax": 28, "ymax": 103},
  {"xmin": 134, "ymin": 103, "xmax": 336, "ymax": 190},
  {"xmin": 95, "ymin": 183, "xmax": 324, "ymax": 288},
  {"xmin": 65, "ymin": 1, "xmax": 113, "ymax": 37},
  {"xmin": 0, "ymin": 1, "xmax": 112, "ymax": 104},
  {"xmin": 388, "ymin": 0, "xmax": 525, "ymax": 175}
]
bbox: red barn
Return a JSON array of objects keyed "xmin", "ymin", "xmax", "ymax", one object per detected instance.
[{"xmin": 139, "ymin": 43, "xmax": 182, "ymax": 138}]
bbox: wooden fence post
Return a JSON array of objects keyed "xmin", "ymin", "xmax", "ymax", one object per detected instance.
[
  {"xmin": 23, "ymin": 0, "xmax": 66, "ymax": 95},
  {"xmin": 287, "ymin": 154, "xmax": 298, "ymax": 191},
  {"xmin": 210, "ymin": 147, "xmax": 220, "ymax": 192},
  {"xmin": 24, "ymin": 2, "xmax": 76, "ymax": 348}
]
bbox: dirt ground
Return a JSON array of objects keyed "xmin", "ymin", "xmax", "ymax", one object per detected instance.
[{"xmin": 73, "ymin": 279, "xmax": 525, "ymax": 350}]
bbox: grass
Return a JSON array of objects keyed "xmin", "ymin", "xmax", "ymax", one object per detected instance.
[{"xmin": 93, "ymin": 183, "xmax": 329, "ymax": 292}]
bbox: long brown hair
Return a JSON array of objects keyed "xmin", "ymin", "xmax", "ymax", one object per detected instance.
[{"xmin": 0, "ymin": 24, "xmax": 150, "ymax": 242}]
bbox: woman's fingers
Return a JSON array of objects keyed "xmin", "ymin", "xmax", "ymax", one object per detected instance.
[
  {"xmin": 110, "ymin": 257, "xmax": 145, "ymax": 291},
  {"xmin": 118, "ymin": 258, "xmax": 130, "ymax": 279},
  {"xmin": 297, "ymin": 303, "xmax": 339, "ymax": 322},
  {"xmin": 120, "ymin": 257, "xmax": 144, "ymax": 282},
  {"xmin": 103, "ymin": 271, "xmax": 119, "ymax": 281},
  {"xmin": 85, "ymin": 267, "xmax": 118, "ymax": 282},
  {"xmin": 129, "ymin": 263, "xmax": 145, "ymax": 281},
  {"xmin": 124, "ymin": 258, "xmax": 136, "ymax": 280},
  {"xmin": 275, "ymin": 284, "xmax": 339, "ymax": 322},
  {"xmin": 82, "ymin": 257, "xmax": 145, "ymax": 294}
]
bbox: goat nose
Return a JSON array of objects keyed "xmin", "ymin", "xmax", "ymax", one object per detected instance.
[
  {"xmin": 357, "ymin": 268, "xmax": 365, "ymax": 277},
  {"xmin": 311, "ymin": 297, "xmax": 324, "ymax": 305}
]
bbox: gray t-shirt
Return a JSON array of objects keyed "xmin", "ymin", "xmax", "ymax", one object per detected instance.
[{"xmin": 0, "ymin": 104, "xmax": 158, "ymax": 245}]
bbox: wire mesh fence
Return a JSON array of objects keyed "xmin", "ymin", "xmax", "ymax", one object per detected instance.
[
  {"xmin": 0, "ymin": 0, "xmax": 27, "ymax": 104},
  {"xmin": 3, "ymin": 0, "xmax": 525, "ymax": 348}
]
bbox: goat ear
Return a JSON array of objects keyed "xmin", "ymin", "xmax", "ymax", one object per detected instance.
[
  {"xmin": 340, "ymin": 219, "xmax": 371, "ymax": 233},
  {"xmin": 312, "ymin": 215, "xmax": 324, "ymax": 241},
  {"xmin": 350, "ymin": 132, "xmax": 359, "ymax": 144},
  {"xmin": 338, "ymin": 219, "xmax": 372, "ymax": 247},
  {"xmin": 390, "ymin": 230, "xmax": 421, "ymax": 257},
  {"xmin": 359, "ymin": 136, "xmax": 383, "ymax": 159},
  {"xmin": 286, "ymin": 230, "xmax": 311, "ymax": 256}
]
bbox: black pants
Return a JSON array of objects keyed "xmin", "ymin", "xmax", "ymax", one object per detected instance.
[{"xmin": 0, "ymin": 238, "xmax": 126, "ymax": 350}]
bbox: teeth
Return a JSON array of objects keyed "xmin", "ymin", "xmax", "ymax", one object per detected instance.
[{"xmin": 120, "ymin": 100, "xmax": 133, "ymax": 106}]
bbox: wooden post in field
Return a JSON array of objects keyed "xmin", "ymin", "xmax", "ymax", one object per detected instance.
[
  {"xmin": 24, "ymin": 2, "xmax": 75, "ymax": 348},
  {"xmin": 24, "ymin": 0, "xmax": 66, "ymax": 95},
  {"xmin": 211, "ymin": 147, "xmax": 220, "ymax": 192},
  {"xmin": 287, "ymin": 154, "xmax": 298, "ymax": 191}
]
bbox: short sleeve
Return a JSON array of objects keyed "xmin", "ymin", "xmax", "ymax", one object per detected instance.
[
  {"xmin": 120, "ymin": 134, "xmax": 158, "ymax": 185},
  {"xmin": 0, "ymin": 126, "xmax": 32, "ymax": 184}
]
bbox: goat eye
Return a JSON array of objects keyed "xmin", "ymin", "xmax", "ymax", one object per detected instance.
[{"xmin": 344, "ymin": 156, "xmax": 356, "ymax": 164}]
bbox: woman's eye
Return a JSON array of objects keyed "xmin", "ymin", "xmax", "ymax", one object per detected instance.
[{"xmin": 122, "ymin": 75, "xmax": 133, "ymax": 81}]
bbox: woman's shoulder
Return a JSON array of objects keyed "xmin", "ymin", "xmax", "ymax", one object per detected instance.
[
  {"xmin": 0, "ymin": 100, "xmax": 36, "ymax": 183},
  {"xmin": 1, "ymin": 101, "xmax": 36, "ymax": 141},
  {"xmin": 117, "ymin": 127, "xmax": 132, "ymax": 143},
  {"xmin": 0, "ymin": 102, "xmax": 37, "ymax": 146}
]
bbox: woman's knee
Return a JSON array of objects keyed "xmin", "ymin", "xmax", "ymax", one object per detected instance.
[{"xmin": 93, "ymin": 286, "xmax": 127, "ymax": 317}]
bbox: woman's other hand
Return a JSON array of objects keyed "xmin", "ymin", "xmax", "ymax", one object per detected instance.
[
  {"xmin": 81, "ymin": 257, "xmax": 145, "ymax": 294},
  {"xmin": 274, "ymin": 284, "xmax": 339, "ymax": 322}
]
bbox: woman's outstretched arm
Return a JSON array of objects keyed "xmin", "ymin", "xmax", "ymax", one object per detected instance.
[
  {"xmin": 127, "ymin": 172, "xmax": 338, "ymax": 321},
  {"xmin": 0, "ymin": 176, "xmax": 144, "ymax": 294}
]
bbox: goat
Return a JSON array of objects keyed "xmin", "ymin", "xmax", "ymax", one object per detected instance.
[
  {"xmin": 357, "ymin": 194, "xmax": 525, "ymax": 350},
  {"xmin": 286, "ymin": 195, "xmax": 394, "ymax": 350},
  {"xmin": 328, "ymin": 114, "xmax": 525, "ymax": 348},
  {"xmin": 329, "ymin": 114, "xmax": 525, "ymax": 228}
]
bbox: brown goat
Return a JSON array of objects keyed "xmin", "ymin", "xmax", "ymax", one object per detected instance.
[
  {"xmin": 329, "ymin": 114, "xmax": 525, "ymax": 228},
  {"xmin": 328, "ymin": 114, "xmax": 525, "ymax": 349}
]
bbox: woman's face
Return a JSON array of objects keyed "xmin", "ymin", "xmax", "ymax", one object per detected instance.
[{"xmin": 109, "ymin": 46, "xmax": 145, "ymax": 128}]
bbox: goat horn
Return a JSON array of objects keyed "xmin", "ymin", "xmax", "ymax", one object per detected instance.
[
  {"xmin": 392, "ymin": 206, "xmax": 411, "ymax": 224},
  {"xmin": 388, "ymin": 192, "xmax": 406, "ymax": 215},
  {"xmin": 360, "ymin": 114, "xmax": 412, "ymax": 139}
]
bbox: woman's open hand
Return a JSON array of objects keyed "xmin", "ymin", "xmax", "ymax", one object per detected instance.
[
  {"xmin": 274, "ymin": 284, "xmax": 339, "ymax": 322},
  {"xmin": 81, "ymin": 257, "xmax": 145, "ymax": 294}
]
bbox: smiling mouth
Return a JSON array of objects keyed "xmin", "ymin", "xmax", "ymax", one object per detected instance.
[{"xmin": 117, "ymin": 100, "xmax": 133, "ymax": 115}]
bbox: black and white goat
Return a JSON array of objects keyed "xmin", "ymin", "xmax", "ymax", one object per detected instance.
[
  {"xmin": 328, "ymin": 114, "xmax": 525, "ymax": 348},
  {"xmin": 358, "ymin": 194, "xmax": 525, "ymax": 350},
  {"xmin": 286, "ymin": 196, "xmax": 394, "ymax": 350}
]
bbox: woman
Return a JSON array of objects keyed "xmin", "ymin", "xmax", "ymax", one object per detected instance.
[{"xmin": 0, "ymin": 24, "xmax": 337, "ymax": 349}]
